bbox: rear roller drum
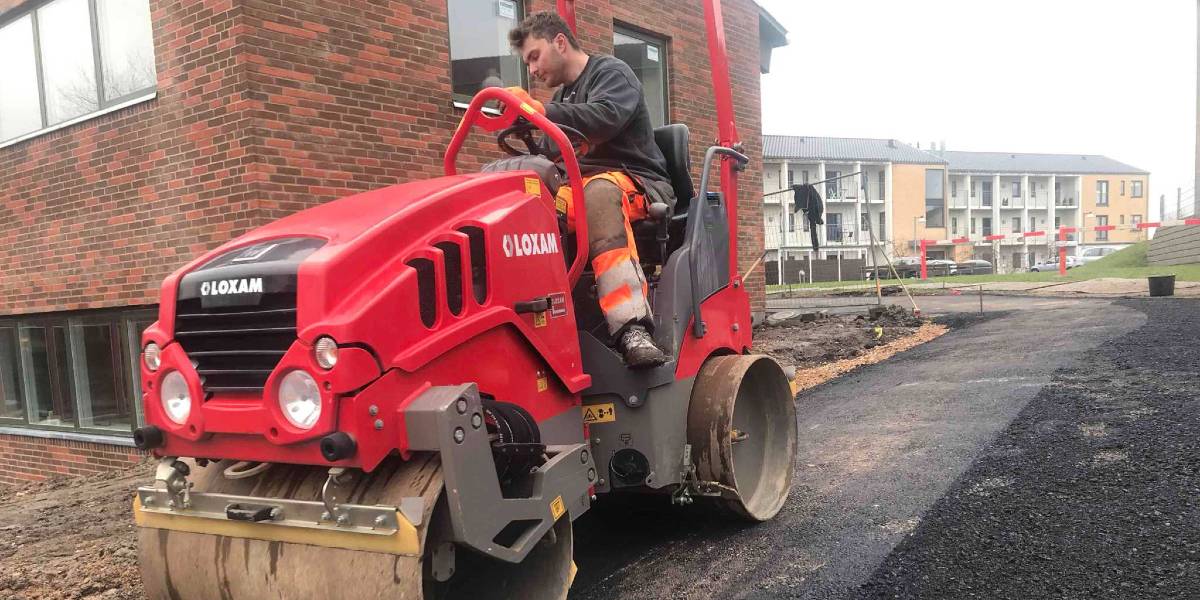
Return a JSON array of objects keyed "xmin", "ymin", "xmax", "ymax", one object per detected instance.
[
  {"xmin": 137, "ymin": 454, "xmax": 574, "ymax": 600},
  {"xmin": 687, "ymin": 354, "xmax": 798, "ymax": 521}
]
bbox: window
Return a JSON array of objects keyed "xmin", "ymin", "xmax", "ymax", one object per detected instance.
[
  {"xmin": 0, "ymin": 0, "xmax": 156, "ymax": 146},
  {"xmin": 877, "ymin": 171, "xmax": 885, "ymax": 199},
  {"xmin": 1132, "ymin": 181, "xmax": 1143, "ymax": 198},
  {"xmin": 925, "ymin": 169, "xmax": 945, "ymax": 227},
  {"xmin": 1096, "ymin": 215, "xmax": 1109, "ymax": 241},
  {"xmin": 860, "ymin": 212, "xmax": 871, "ymax": 233},
  {"xmin": 878, "ymin": 212, "xmax": 885, "ymax": 239},
  {"xmin": 1055, "ymin": 182, "xmax": 1062, "ymax": 203},
  {"xmin": 970, "ymin": 218, "xmax": 976, "ymax": 234},
  {"xmin": 1012, "ymin": 181, "xmax": 1021, "ymax": 198},
  {"xmin": 787, "ymin": 209, "xmax": 794, "ymax": 233},
  {"xmin": 970, "ymin": 182, "xmax": 976, "ymax": 198},
  {"xmin": 1132, "ymin": 214, "xmax": 1143, "ymax": 226},
  {"xmin": 787, "ymin": 167, "xmax": 794, "ymax": 187},
  {"xmin": 614, "ymin": 26, "xmax": 668, "ymax": 129},
  {"xmin": 449, "ymin": 0, "xmax": 525, "ymax": 105},
  {"xmin": 826, "ymin": 171, "xmax": 840, "ymax": 199},
  {"xmin": 0, "ymin": 327, "xmax": 23, "ymax": 420},
  {"xmin": 1120, "ymin": 214, "xmax": 1125, "ymax": 225},
  {"xmin": 1097, "ymin": 180, "xmax": 1109, "ymax": 206},
  {"xmin": 951, "ymin": 179, "xmax": 957, "ymax": 198},
  {"xmin": 1055, "ymin": 216, "xmax": 1061, "ymax": 229},
  {"xmin": 982, "ymin": 217, "xmax": 992, "ymax": 236},
  {"xmin": 1012, "ymin": 217, "xmax": 1021, "ymax": 233},
  {"xmin": 826, "ymin": 213, "xmax": 842, "ymax": 242},
  {"xmin": 951, "ymin": 217, "xmax": 958, "ymax": 234},
  {"xmin": 1120, "ymin": 180, "xmax": 1126, "ymax": 196},
  {"xmin": 0, "ymin": 308, "xmax": 153, "ymax": 434},
  {"xmin": 802, "ymin": 170, "xmax": 810, "ymax": 184},
  {"xmin": 982, "ymin": 181, "xmax": 993, "ymax": 207}
]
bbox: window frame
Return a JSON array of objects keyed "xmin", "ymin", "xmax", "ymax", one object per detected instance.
[
  {"xmin": 0, "ymin": 306, "xmax": 155, "ymax": 438},
  {"xmin": 612, "ymin": 23, "xmax": 669, "ymax": 129},
  {"xmin": 447, "ymin": 0, "xmax": 527, "ymax": 110},
  {"xmin": 0, "ymin": 0, "xmax": 158, "ymax": 149},
  {"xmin": 1097, "ymin": 180, "xmax": 1109, "ymax": 206},
  {"xmin": 1132, "ymin": 180, "xmax": 1143, "ymax": 198}
]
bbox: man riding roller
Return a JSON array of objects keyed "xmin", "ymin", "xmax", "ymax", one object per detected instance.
[{"xmin": 505, "ymin": 12, "xmax": 672, "ymax": 368}]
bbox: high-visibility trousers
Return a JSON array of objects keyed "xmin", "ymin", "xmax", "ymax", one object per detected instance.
[{"xmin": 555, "ymin": 171, "xmax": 652, "ymax": 336}]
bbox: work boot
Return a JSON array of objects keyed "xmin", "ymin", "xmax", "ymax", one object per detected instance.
[{"xmin": 620, "ymin": 325, "xmax": 667, "ymax": 369}]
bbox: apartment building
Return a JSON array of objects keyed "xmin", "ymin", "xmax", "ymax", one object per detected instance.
[
  {"xmin": 763, "ymin": 135, "xmax": 1150, "ymax": 277},
  {"xmin": 762, "ymin": 136, "xmax": 948, "ymax": 274},
  {"xmin": 940, "ymin": 151, "xmax": 1150, "ymax": 271}
]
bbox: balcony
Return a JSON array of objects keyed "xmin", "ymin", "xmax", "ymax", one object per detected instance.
[
  {"xmin": 825, "ymin": 183, "xmax": 859, "ymax": 201},
  {"xmin": 999, "ymin": 197, "xmax": 1024, "ymax": 209},
  {"xmin": 1055, "ymin": 198, "xmax": 1077, "ymax": 208}
]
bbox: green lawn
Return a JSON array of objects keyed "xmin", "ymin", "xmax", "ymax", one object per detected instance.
[{"xmin": 768, "ymin": 242, "xmax": 1200, "ymax": 291}]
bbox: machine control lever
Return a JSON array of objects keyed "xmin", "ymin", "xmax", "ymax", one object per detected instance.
[{"xmin": 514, "ymin": 297, "xmax": 551, "ymax": 314}]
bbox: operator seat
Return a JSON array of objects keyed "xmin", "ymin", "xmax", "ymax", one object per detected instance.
[{"xmin": 632, "ymin": 124, "xmax": 694, "ymax": 265}]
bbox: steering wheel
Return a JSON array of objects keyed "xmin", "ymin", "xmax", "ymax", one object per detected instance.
[{"xmin": 497, "ymin": 119, "xmax": 591, "ymax": 162}]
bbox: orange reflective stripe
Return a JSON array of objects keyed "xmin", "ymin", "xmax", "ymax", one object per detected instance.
[
  {"xmin": 598, "ymin": 283, "xmax": 633, "ymax": 313},
  {"xmin": 592, "ymin": 247, "xmax": 630, "ymax": 277}
]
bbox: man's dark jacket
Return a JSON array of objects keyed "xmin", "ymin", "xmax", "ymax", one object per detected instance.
[{"xmin": 545, "ymin": 54, "xmax": 672, "ymax": 186}]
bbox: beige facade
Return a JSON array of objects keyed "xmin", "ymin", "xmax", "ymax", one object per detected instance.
[{"xmin": 1080, "ymin": 174, "xmax": 1152, "ymax": 245}]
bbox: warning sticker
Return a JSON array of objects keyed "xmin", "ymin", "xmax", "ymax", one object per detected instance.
[
  {"xmin": 536, "ymin": 371, "xmax": 548, "ymax": 392},
  {"xmin": 533, "ymin": 312, "xmax": 548, "ymax": 328},
  {"xmin": 548, "ymin": 292, "xmax": 568, "ymax": 317},
  {"xmin": 550, "ymin": 495, "xmax": 566, "ymax": 521},
  {"xmin": 524, "ymin": 177, "xmax": 541, "ymax": 196},
  {"xmin": 582, "ymin": 403, "xmax": 616, "ymax": 424}
]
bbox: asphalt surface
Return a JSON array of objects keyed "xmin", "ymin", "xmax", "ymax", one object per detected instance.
[
  {"xmin": 857, "ymin": 298, "xmax": 1200, "ymax": 599},
  {"xmin": 570, "ymin": 297, "xmax": 1157, "ymax": 599}
]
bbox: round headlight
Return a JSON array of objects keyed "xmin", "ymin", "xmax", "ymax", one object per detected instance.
[
  {"xmin": 144, "ymin": 342, "xmax": 161, "ymax": 372},
  {"xmin": 279, "ymin": 370, "xmax": 321, "ymax": 429},
  {"xmin": 314, "ymin": 336, "xmax": 338, "ymax": 370},
  {"xmin": 160, "ymin": 371, "xmax": 191, "ymax": 425}
]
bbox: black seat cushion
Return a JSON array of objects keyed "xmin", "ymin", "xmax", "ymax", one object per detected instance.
[{"xmin": 653, "ymin": 124, "xmax": 695, "ymax": 215}]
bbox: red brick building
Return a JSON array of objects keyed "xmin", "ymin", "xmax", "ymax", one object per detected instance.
[{"xmin": 0, "ymin": 0, "xmax": 785, "ymax": 485}]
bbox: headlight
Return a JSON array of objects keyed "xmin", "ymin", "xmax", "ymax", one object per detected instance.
[
  {"xmin": 143, "ymin": 342, "xmax": 161, "ymax": 372},
  {"xmin": 314, "ymin": 336, "xmax": 338, "ymax": 370},
  {"xmin": 160, "ymin": 371, "xmax": 191, "ymax": 425},
  {"xmin": 279, "ymin": 370, "xmax": 321, "ymax": 429}
]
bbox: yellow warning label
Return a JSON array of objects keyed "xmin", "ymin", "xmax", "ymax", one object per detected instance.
[
  {"xmin": 550, "ymin": 495, "xmax": 566, "ymax": 521},
  {"xmin": 581, "ymin": 403, "xmax": 616, "ymax": 424},
  {"xmin": 533, "ymin": 312, "xmax": 548, "ymax": 328},
  {"xmin": 520, "ymin": 102, "xmax": 536, "ymax": 115},
  {"xmin": 524, "ymin": 177, "xmax": 541, "ymax": 196},
  {"xmin": 536, "ymin": 374, "xmax": 548, "ymax": 392}
]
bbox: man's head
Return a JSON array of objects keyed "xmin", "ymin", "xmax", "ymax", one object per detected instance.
[{"xmin": 508, "ymin": 12, "xmax": 586, "ymax": 88}]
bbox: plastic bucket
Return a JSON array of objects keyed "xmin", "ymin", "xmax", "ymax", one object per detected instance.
[{"xmin": 1148, "ymin": 274, "xmax": 1176, "ymax": 297}]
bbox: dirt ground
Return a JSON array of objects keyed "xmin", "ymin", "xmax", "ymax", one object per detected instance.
[
  {"xmin": 0, "ymin": 306, "xmax": 936, "ymax": 600},
  {"xmin": 753, "ymin": 304, "xmax": 926, "ymax": 368},
  {"xmin": 0, "ymin": 463, "xmax": 151, "ymax": 599}
]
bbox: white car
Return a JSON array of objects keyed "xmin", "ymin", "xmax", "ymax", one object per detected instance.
[
  {"xmin": 1030, "ymin": 256, "xmax": 1081, "ymax": 272},
  {"xmin": 1079, "ymin": 247, "xmax": 1117, "ymax": 264}
]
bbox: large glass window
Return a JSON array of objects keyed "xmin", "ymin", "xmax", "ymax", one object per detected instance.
[
  {"xmin": 925, "ymin": 169, "xmax": 945, "ymax": 227},
  {"xmin": 1, "ymin": 308, "xmax": 154, "ymax": 435},
  {"xmin": 1097, "ymin": 180, "xmax": 1109, "ymax": 206},
  {"xmin": 0, "ymin": 0, "xmax": 156, "ymax": 145},
  {"xmin": 0, "ymin": 328, "xmax": 24, "ymax": 420},
  {"xmin": 1132, "ymin": 181, "xmax": 1143, "ymax": 198},
  {"xmin": 613, "ymin": 26, "xmax": 668, "ymax": 129},
  {"xmin": 448, "ymin": 0, "xmax": 525, "ymax": 105},
  {"xmin": 0, "ymin": 15, "xmax": 43, "ymax": 141}
]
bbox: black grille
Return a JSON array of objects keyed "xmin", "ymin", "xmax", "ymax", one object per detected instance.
[{"xmin": 174, "ymin": 293, "xmax": 296, "ymax": 394}]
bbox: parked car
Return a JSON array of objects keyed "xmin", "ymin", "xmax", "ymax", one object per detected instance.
[
  {"xmin": 955, "ymin": 259, "xmax": 993, "ymax": 275},
  {"xmin": 927, "ymin": 259, "xmax": 958, "ymax": 276},
  {"xmin": 1079, "ymin": 247, "xmax": 1118, "ymax": 264},
  {"xmin": 1030, "ymin": 256, "xmax": 1082, "ymax": 272}
]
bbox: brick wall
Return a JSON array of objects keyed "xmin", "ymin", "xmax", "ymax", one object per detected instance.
[
  {"xmin": 0, "ymin": 433, "xmax": 144, "ymax": 487},
  {"xmin": 0, "ymin": 0, "xmax": 768, "ymax": 482}
]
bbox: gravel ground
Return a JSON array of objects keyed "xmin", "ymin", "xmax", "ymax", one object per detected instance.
[{"xmin": 856, "ymin": 298, "xmax": 1200, "ymax": 599}]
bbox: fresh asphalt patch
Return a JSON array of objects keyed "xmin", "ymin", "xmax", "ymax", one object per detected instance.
[{"xmin": 857, "ymin": 298, "xmax": 1200, "ymax": 599}]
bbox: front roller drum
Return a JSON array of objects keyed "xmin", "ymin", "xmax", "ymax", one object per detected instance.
[
  {"xmin": 687, "ymin": 354, "xmax": 798, "ymax": 521},
  {"xmin": 136, "ymin": 455, "xmax": 575, "ymax": 600}
]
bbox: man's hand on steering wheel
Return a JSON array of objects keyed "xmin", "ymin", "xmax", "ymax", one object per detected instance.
[{"xmin": 495, "ymin": 87, "xmax": 591, "ymax": 162}]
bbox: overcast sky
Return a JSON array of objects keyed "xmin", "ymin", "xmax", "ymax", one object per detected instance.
[{"xmin": 757, "ymin": 0, "xmax": 1197, "ymax": 220}]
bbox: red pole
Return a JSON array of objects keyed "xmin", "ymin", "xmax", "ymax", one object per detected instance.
[
  {"xmin": 1058, "ymin": 228, "xmax": 1067, "ymax": 276},
  {"xmin": 919, "ymin": 239, "xmax": 928, "ymax": 280},
  {"xmin": 703, "ymin": 0, "xmax": 741, "ymax": 278},
  {"xmin": 556, "ymin": 0, "xmax": 577, "ymax": 34}
]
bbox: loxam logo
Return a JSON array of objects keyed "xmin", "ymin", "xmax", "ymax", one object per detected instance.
[
  {"xmin": 501, "ymin": 233, "xmax": 559, "ymax": 258},
  {"xmin": 201, "ymin": 277, "xmax": 264, "ymax": 296}
]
